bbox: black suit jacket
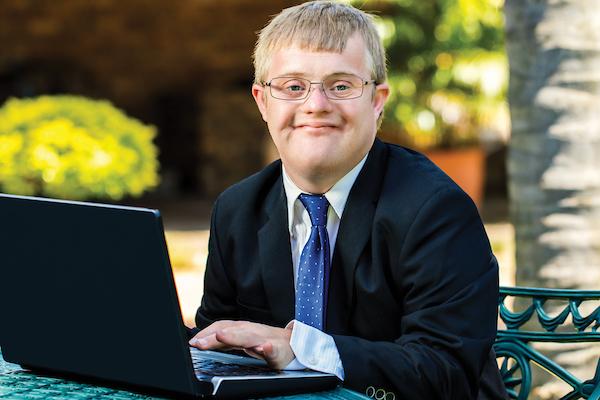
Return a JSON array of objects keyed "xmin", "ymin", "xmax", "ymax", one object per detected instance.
[{"xmin": 195, "ymin": 139, "xmax": 507, "ymax": 399}]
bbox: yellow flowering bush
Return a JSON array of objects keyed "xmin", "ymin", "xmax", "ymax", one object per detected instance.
[{"xmin": 0, "ymin": 95, "xmax": 159, "ymax": 200}]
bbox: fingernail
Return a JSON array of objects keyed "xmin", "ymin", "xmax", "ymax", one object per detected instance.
[
  {"xmin": 189, "ymin": 339, "xmax": 197, "ymax": 345},
  {"xmin": 197, "ymin": 338, "xmax": 208, "ymax": 347}
]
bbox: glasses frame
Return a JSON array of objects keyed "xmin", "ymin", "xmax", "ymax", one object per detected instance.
[{"xmin": 262, "ymin": 75, "xmax": 378, "ymax": 101}]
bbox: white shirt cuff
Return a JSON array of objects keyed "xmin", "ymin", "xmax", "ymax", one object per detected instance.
[
  {"xmin": 282, "ymin": 320, "xmax": 344, "ymax": 380},
  {"xmin": 283, "ymin": 357, "xmax": 307, "ymax": 370}
]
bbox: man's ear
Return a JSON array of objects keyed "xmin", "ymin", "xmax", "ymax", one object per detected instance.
[
  {"xmin": 372, "ymin": 82, "xmax": 390, "ymax": 118},
  {"xmin": 252, "ymin": 84, "xmax": 268, "ymax": 122}
]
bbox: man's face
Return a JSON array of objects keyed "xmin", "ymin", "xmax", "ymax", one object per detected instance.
[{"xmin": 252, "ymin": 33, "xmax": 389, "ymax": 189}]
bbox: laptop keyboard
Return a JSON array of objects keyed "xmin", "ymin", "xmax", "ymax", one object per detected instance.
[{"xmin": 190, "ymin": 352, "xmax": 282, "ymax": 377}]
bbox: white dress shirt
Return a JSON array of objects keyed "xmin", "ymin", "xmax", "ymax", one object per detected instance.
[{"xmin": 281, "ymin": 155, "xmax": 368, "ymax": 380}]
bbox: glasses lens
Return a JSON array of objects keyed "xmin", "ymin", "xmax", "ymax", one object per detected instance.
[
  {"xmin": 323, "ymin": 74, "xmax": 363, "ymax": 99},
  {"xmin": 269, "ymin": 77, "xmax": 310, "ymax": 100}
]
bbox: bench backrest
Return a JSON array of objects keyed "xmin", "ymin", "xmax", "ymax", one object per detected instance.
[{"xmin": 495, "ymin": 286, "xmax": 600, "ymax": 400}]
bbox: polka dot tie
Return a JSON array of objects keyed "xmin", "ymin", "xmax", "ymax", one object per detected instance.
[{"xmin": 295, "ymin": 193, "xmax": 330, "ymax": 331}]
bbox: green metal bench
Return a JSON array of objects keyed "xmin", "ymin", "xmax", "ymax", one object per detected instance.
[{"xmin": 495, "ymin": 286, "xmax": 600, "ymax": 399}]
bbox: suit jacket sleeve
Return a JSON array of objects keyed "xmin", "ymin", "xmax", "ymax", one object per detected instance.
[{"xmin": 331, "ymin": 187, "xmax": 499, "ymax": 400}]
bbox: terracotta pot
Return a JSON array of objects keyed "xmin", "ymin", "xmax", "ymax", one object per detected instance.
[{"xmin": 424, "ymin": 147, "xmax": 486, "ymax": 209}]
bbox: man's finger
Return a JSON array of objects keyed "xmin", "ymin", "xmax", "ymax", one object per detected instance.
[
  {"xmin": 189, "ymin": 320, "xmax": 245, "ymax": 348},
  {"xmin": 190, "ymin": 333, "xmax": 217, "ymax": 348},
  {"xmin": 260, "ymin": 342, "xmax": 278, "ymax": 363},
  {"xmin": 192, "ymin": 320, "xmax": 236, "ymax": 342},
  {"xmin": 189, "ymin": 332, "xmax": 236, "ymax": 352},
  {"xmin": 243, "ymin": 347, "xmax": 265, "ymax": 360},
  {"xmin": 214, "ymin": 327, "xmax": 265, "ymax": 349}
]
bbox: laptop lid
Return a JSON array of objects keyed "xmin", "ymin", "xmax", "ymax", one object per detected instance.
[
  {"xmin": 0, "ymin": 193, "xmax": 204, "ymax": 397},
  {"xmin": 0, "ymin": 194, "xmax": 339, "ymax": 399}
]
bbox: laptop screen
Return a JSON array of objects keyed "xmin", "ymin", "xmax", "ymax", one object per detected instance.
[{"xmin": 0, "ymin": 194, "xmax": 199, "ymax": 396}]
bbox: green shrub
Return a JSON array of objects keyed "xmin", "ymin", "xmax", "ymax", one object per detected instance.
[{"xmin": 0, "ymin": 95, "xmax": 159, "ymax": 200}]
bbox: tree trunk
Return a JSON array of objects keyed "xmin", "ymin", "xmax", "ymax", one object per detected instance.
[{"xmin": 505, "ymin": 0, "xmax": 600, "ymax": 398}]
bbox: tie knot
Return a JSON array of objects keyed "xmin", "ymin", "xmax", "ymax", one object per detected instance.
[{"xmin": 299, "ymin": 194, "xmax": 329, "ymax": 227}]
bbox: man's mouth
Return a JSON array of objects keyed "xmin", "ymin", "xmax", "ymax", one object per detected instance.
[{"xmin": 295, "ymin": 122, "xmax": 338, "ymax": 129}]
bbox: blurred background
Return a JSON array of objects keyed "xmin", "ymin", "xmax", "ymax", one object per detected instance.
[
  {"xmin": 0, "ymin": 0, "xmax": 513, "ymax": 307},
  {"xmin": 0, "ymin": 0, "xmax": 509, "ymax": 203},
  {"xmin": 1, "ymin": 1, "xmax": 598, "ymax": 398}
]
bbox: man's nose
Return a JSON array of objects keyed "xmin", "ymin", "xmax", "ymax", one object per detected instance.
[{"xmin": 302, "ymin": 83, "xmax": 332, "ymax": 111}]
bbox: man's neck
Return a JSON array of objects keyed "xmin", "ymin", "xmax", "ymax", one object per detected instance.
[
  {"xmin": 283, "ymin": 170, "xmax": 337, "ymax": 194},
  {"xmin": 282, "ymin": 155, "xmax": 369, "ymax": 195}
]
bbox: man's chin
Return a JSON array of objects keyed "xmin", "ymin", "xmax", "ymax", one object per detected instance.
[{"xmin": 295, "ymin": 152, "xmax": 336, "ymax": 170}]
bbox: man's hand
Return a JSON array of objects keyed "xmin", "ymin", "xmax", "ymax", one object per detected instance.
[{"xmin": 188, "ymin": 320, "xmax": 294, "ymax": 370}]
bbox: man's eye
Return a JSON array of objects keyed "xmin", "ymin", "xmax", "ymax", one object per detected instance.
[
  {"xmin": 286, "ymin": 85, "xmax": 305, "ymax": 92},
  {"xmin": 333, "ymin": 84, "xmax": 351, "ymax": 91},
  {"xmin": 329, "ymin": 82, "xmax": 352, "ymax": 91},
  {"xmin": 280, "ymin": 80, "xmax": 307, "ymax": 92}
]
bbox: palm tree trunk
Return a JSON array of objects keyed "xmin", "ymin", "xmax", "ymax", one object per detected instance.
[
  {"xmin": 506, "ymin": 0, "xmax": 600, "ymax": 289},
  {"xmin": 505, "ymin": 0, "xmax": 600, "ymax": 397}
]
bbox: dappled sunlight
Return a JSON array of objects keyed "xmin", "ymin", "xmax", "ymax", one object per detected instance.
[{"xmin": 165, "ymin": 230, "xmax": 209, "ymax": 326}]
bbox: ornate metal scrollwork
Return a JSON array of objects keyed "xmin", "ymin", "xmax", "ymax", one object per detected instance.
[
  {"xmin": 495, "ymin": 340, "xmax": 532, "ymax": 400},
  {"xmin": 495, "ymin": 287, "xmax": 600, "ymax": 399}
]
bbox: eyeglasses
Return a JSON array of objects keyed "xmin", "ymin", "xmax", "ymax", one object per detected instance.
[{"xmin": 263, "ymin": 74, "xmax": 377, "ymax": 101}]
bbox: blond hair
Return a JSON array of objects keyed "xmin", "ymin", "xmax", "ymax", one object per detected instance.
[{"xmin": 253, "ymin": 1, "xmax": 387, "ymax": 85}]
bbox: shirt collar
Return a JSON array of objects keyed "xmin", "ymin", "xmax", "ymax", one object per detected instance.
[{"xmin": 282, "ymin": 154, "xmax": 368, "ymax": 233}]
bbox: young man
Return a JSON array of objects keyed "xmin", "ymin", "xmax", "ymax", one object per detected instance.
[{"xmin": 190, "ymin": 2, "xmax": 506, "ymax": 399}]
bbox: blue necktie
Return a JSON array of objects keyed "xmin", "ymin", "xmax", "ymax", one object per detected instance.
[{"xmin": 295, "ymin": 193, "xmax": 330, "ymax": 330}]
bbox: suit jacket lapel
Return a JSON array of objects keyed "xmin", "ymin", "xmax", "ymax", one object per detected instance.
[
  {"xmin": 258, "ymin": 171, "xmax": 296, "ymax": 326},
  {"xmin": 326, "ymin": 139, "xmax": 389, "ymax": 333}
]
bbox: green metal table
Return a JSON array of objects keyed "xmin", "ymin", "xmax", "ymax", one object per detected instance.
[{"xmin": 0, "ymin": 350, "xmax": 369, "ymax": 400}]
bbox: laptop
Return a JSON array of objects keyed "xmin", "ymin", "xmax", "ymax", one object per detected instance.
[{"xmin": 0, "ymin": 193, "xmax": 338, "ymax": 399}]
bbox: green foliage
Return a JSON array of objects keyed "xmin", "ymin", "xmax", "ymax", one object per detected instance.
[
  {"xmin": 0, "ymin": 95, "xmax": 159, "ymax": 200},
  {"xmin": 366, "ymin": 0, "xmax": 508, "ymax": 149}
]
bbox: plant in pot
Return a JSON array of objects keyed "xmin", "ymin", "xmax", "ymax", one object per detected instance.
[{"xmin": 370, "ymin": 0, "xmax": 508, "ymax": 207}]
